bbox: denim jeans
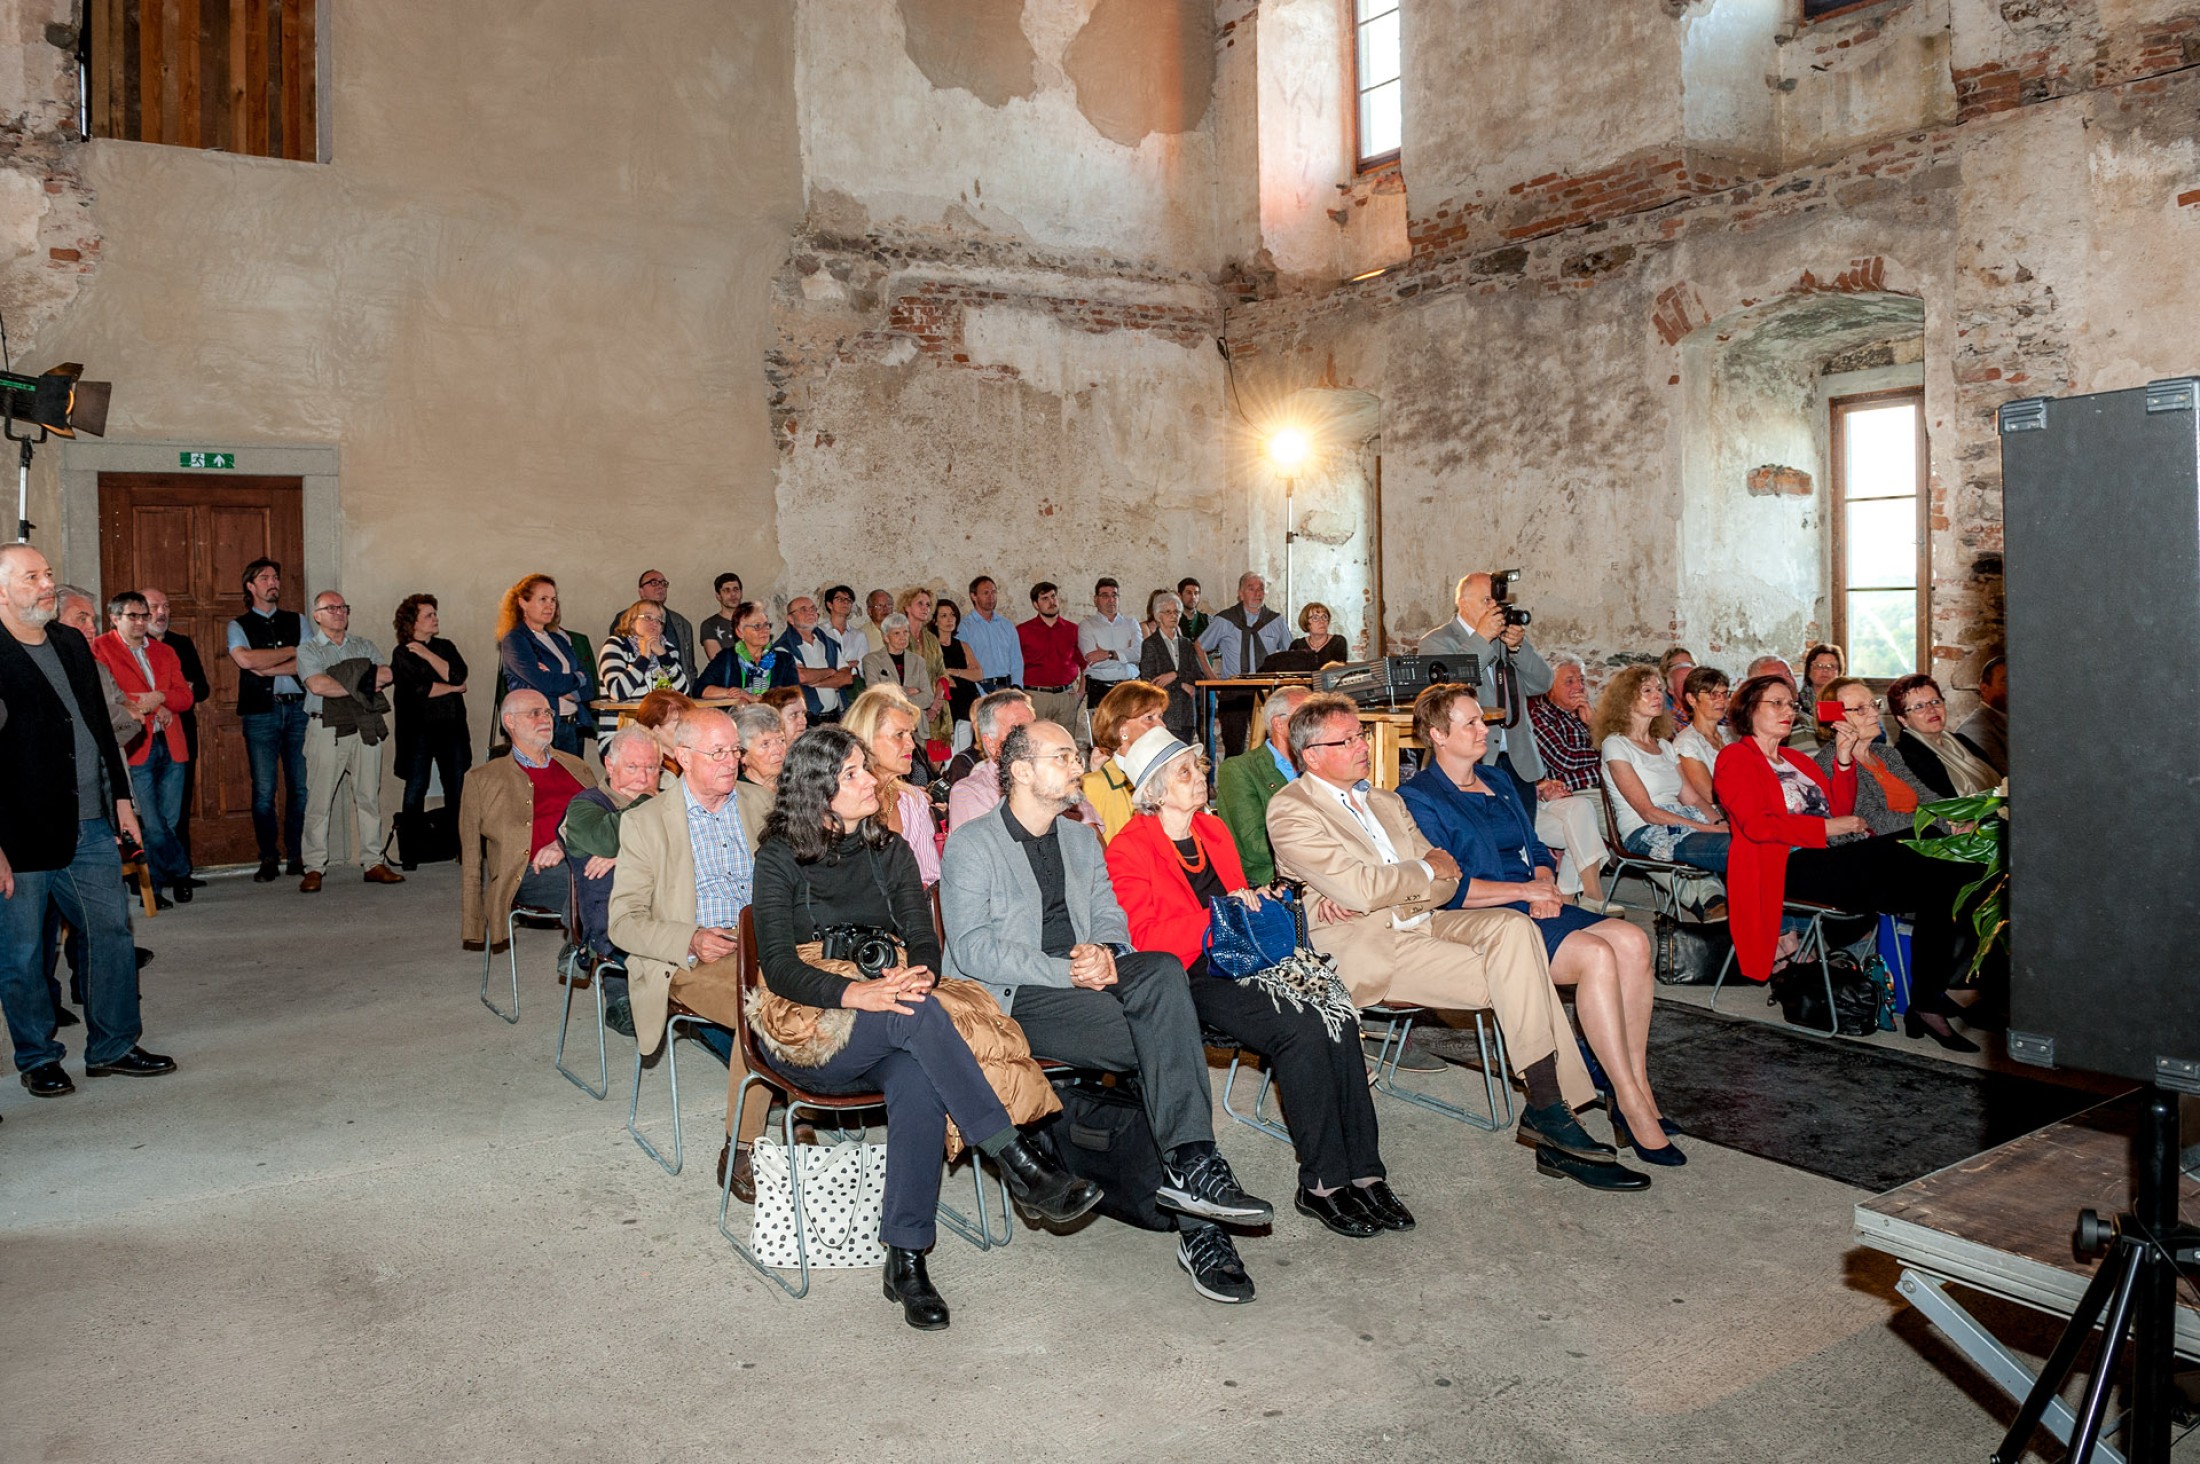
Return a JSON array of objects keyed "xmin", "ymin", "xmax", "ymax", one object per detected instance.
[
  {"xmin": 0, "ymin": 818, "xmax": 144, "ymax": 1070},
  {"xmin": 242, "ymin": 700, "xmax": 308, "ymax": 863},
  {"xmin": 129, "ymin": 739, "xmax": 192, "ymax": 887},
  {"xmin": 1622, "ymin": 825, "xmax": 1730, "ymax": 877}
]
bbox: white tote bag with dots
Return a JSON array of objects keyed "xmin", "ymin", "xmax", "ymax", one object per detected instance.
[{"xmin": 748, "ymin": 1137, "xmax": 889, "ymax": 1270}]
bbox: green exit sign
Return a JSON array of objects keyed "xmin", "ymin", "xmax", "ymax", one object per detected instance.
[{"xmin": 179, "ymin": 451, "xmax": 235, "ymax": 469}]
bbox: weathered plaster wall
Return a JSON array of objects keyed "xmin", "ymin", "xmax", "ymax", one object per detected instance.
[{"xmin": 0, "ymin": 0, "xmax": 802, "ymax": 755}]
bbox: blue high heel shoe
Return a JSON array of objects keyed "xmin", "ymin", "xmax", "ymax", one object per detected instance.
[{"xmin": 1610, "ymin": 1104, "xmax": 1689, "ymax": 1166}]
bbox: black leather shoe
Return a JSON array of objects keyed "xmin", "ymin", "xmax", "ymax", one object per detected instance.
[
  {"xmin": 1517, "ymin": 1100, "xmax": 1618, "ymax": 1163},
  {"xmin": 1294, "ymin": 1186, "xmax": 1381, "ymax": 1239},
  {"xmin": 1352, "ymin": 1180, "xmax": 1416, "ymax": 1231},
  {"xmin": 171, "ymin": 883, "xmax": 193, "ymax": 905},
  {"xmin": 285, "ymin": 860, "xmax": 305, "ymax": 877},
  {"xmin": 252, "ymin": 861, "xmax": 279, "ymax": 883},
  {"xmin": 20, "ymin": 1062, "xmax": 74, "ymax": 1097},
  {"xmin": 53, "ymin": 1006, "xmax": 80, "ymax": 1029},
  {"xmin": 181, "ymin": 876, "xmax": 207, "ymax": 890},
  {"xmin": 152, "ymin": 892, "xmax": 174, "ymax": 912},
  {"xmin": 85, "ymin": 1047, "xmax": 177, "ymax": 1078},
  {"xmin": 1534, "ymin": 1144, "xmax": 1651, "ymax": 1192},
  {"xmin": 883, "ymin": 1246, "xmax": 950, "ymax": 1331},
  {"xmin": 995, "ymin": 1136, "xmax": 1103, "ymax": 1225}
]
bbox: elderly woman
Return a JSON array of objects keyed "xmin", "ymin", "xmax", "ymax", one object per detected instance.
[
  {"xmin": 695, "ymin": 601, "xmax": 788, "ymax": 704},
  {"xmin": 842, "ymin": 686, "xmax": 941, "ymax": 885},
  {"xmin": 761, "ymin": 685, "xmax": 807, "ymax": 741},
  {"xmin": 732, "ymin": 704, "xmax": 789, "ymax": 814},
  {"xmin": 1816, "ymin": 677, "xmax": 1937, "ymax": 837},
  {"xmin": 1289, "ymin": 602, "xmax": 1350, "ymax": 667},
  {"xmin": 1105, "ymin": 726, "xmax": 1413, "ymax": 1237},
  {"xmin": 496, "ymin": 574, "xmax": 593, "ymax": 755},
  {"xmin": 1671, "ymin": 666, "xmax": 1731, "ymax": 817},
  {"xmin": 858, "ymin": 614, "xmax": 939, "ymax": 716},
  {"xmin": 931, "ymin": 597, "xmax": 984, "ymax": 750},
  {"xmin": 1401, "ymin": 685, "xmax": 1679, "ymax": 1163},
  {"xmin": 390, "ymin": 593, "xmax": 471, "ymax": 841},
  {"xmin": 1595, "ymin": 665, "xmax": 1728, "ymax": 875},
  {"xmin": 1886, "ymin": 673, "xmax": 2000, "ymax": 799},
  {"xmin": 1081, "ymin": 679, "xmax": 1170, "ymax": 843},
  {"xmin": 630, "ymin": 688, "xmax": 695, "ymax": 783},
  {"xmin": 598, "ymin": 600, "xmax": 692, "ymax": 700},
  {"xmin": 1715, "ymin": 675, "xmax": 1979, "ymax": 1051},
  {"xmin": 1138, "ymin": 589, "xmax": 1202, "ymax": 743},
  {"xmin": 750, "ymin": 728, "xmax": 1099, "ymax": 1330}
]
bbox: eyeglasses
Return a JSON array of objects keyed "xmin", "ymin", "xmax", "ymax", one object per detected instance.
[
  {"xmin": 637, "ymin": 615, "xmax": 666, "ymax": 627},
  {"xmin": 1759, "ymin": 696, "xmax": 1797, "ymax": 711},
  {"xmin": 1035, "ymin": 749, "xmax": 1083, "ymax": 765},
  {"xmin": 689, "ymin": 746, "xmax": 738, "ymax": 762},
  {"xmin": 640, "ymin": 577, "xmax": 669, "ymax": 589},
  {"xmin": 1902, "ymin": 697, "xmax": 1946, "ymax": 713},
  {"xmin": 316, "ymin": 604, "xmax": 351, "ymax": 615},
  {"xmin": 1304, "ymin": 730, "xmax": 1370, "ymax": 750}
]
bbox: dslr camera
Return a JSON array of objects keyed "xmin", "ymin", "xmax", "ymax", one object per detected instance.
[
  {"xmin": 1491, "ymin": 568, "xmax": 1532, "ymax": 629},
  {"xmin": 818, "ymin": 924, "xmax": 900, "ymax": 979}
]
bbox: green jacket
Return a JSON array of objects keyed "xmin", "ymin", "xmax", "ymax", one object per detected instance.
[{"xmin": 1215, "ymin": 745, "xmax": 1293, "ymax": 886}]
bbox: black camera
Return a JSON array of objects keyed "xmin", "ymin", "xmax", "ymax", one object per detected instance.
[
  {"xmin": 818, "ymin": 924, "xmax": 900, "ymax": 979},
  {"xmin": 1491, "ymin": 568, "xmax": 1532, "ymax": 628}
]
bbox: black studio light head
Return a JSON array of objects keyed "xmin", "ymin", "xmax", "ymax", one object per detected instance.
[{"xmin": 1, "ymin": 363, "xmax": 111, "ymax": 439}]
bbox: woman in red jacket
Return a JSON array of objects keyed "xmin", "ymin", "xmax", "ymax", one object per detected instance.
[
  {"xmin": 1713, "ymin": 675, "xmax": 1978, "ymax": 1051},
  {"xmin": 1104, "ymin": 727, "xmax": 1411, "ymax": 1240}
]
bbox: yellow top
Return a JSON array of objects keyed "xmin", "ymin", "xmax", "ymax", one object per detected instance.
[{"xmin": 1081, "ymin": 761, "xmax": 1136, "ymax": 845}]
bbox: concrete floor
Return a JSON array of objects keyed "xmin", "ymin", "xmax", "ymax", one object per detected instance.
[{"xmin": 0, "ymin": 864, "xmax": 2164, "ymax": 1463}]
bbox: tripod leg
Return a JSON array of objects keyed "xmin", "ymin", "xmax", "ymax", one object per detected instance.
[
  {"xmin": 1993, "ymin": 1242, "xmax": 2132, "ymax": 1464},
  {"xmin": 2129, "ymin": 1087, "xmax": 2182, "ymax": 1463},
  {"xmin": 2066, "ymin": 1251, "xmax": 2144, "ymax": 1464}
]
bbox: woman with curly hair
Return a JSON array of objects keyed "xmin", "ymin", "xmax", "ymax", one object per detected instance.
[
  {"xmin": 390, "ymin": 593, "xmax": 471, "ymax": 840},
  {"xmin": 1595, "ymin": 664, "xmax": 1728, "ymax": 875},
  {"xmin": 496, "ymin": 574, "xmax": 594, "ymax": 755}
]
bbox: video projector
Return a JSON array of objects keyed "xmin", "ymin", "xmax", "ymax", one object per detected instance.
[{"xmin": 1317, "ymin": 654, "xmax": 1479, "ymax": 709}]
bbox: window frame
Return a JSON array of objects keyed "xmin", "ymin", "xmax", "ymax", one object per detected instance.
[
  {"xmin": 1350, "ymin": 0, "xmax": 1402, "ymax": 175},
  {"xmin": 1829, "ymin": 386, "xmax": 1930, "ymax": 684}
]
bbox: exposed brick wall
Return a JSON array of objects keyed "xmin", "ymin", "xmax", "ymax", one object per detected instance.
[{"xmin": 1407, "ymin": 148, "xmax": 1752, "ymax": 259}]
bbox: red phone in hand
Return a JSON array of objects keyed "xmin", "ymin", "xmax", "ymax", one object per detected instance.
[{"xmin": 1815, "ymin": 700, "xmax": 1845, "ymax": 724}]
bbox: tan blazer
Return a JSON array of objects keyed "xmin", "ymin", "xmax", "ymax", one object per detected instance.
[
  {"xmin": 1264, "ymin": 774, "xmax": 1462, "ymax": 1004},
  {"xmin": 460, "ymin": 749, "xmax": 598, "ymax": 949}
]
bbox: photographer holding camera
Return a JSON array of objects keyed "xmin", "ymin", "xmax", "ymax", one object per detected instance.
[{"xmin": 1419, "ymin": 571, "xmax": 1554, "ymax": 807}]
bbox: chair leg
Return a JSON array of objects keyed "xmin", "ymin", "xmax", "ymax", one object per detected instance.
[
  {"xmin": 1709, "ymin": 945, "xmax": 1735, "ymax": 1010},
  {"xmin": 627, "ymin": 1015, "xmax": 687, "ymax": 1174},
  {"xmin": 1810, "ymin": 914, "xmax": 1840, "ymax": 1037},
  {"xmin": 1369, "ymin": 1012, "xmax": 1507, "ymax": 1132},
  {"xmin": 722, "ymin": 1097, "xmax": 813, "ymax": 1299},
  {"xmin": 554, "ymin": 948, "xmax": 609, "ymax": 1099},
  {"xmin": 479, "ymin": 911, "xmax": 519, "ymax": 1024},
  {"xmin": 1219, "ymin": 1050, "xmax": 1290, "ymax": 1143},
  {"xmin": 1472, "ymin": 1013, "xmax": 1516, "ymax": 1130},
  {"xmin": 935, "ymin": 1146, "xmax": 1013, "ymax": 1251}
]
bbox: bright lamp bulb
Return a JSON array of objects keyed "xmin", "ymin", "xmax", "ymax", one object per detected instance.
[{"xmin": 1267, "ymin": 427, "xmax": 1311, "ymax": 474}]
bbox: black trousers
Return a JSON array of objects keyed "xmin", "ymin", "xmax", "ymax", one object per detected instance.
[
  {"xmin": 1189, "ymin": 972, "xmax": 1384, "ymax": 1191},
  {"xmin": 1784, "ymin": 833, "xmax": 1971, "ymax": 1012},
  {"xmin": 1215, "ymin": 692, "xmax": 1256, "ymax": 758},
  {"xmin": 1009, "ymin": 950, "xmax": 1215, "ymax": 1156},
  {"xmin": 399, "ymin": 723, "xmax": 473, "ymax": 822},
  {"xmin": 763, "ymin": 997, "xmax": 1012, "ymax": 1252}
]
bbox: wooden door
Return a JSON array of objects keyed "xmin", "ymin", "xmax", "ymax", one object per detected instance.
[{"xmin": 98, "ymin": 474, "xmax": 305, "ymax": 865}]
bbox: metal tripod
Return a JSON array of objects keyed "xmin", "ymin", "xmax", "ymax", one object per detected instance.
[{"xmin": 1992, "ymin": 1086, "xmax": 2195, "ymax": 1464}]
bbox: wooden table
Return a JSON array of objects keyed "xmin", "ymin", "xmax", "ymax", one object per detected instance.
[
  {"xmin": 1194, "ymin": 675, "xmax": 1316, "ymax": 770},
  {"xmin": 592, "ymin": 700, "xmax": 644, "ymax": 728}
]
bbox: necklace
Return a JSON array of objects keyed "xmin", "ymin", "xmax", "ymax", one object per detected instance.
[{"xmin": 1169, "ymin": 828, "xmax": 1209, "ymax": 873}]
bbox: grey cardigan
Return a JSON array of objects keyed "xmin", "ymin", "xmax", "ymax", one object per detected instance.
[
  {"xmin": 938, "ymin": 803, "xmax": 1133, "ymax": 1013},
  {"xmin": 1817, "ymin": 742, "xmax": 1941, "ymax": 840}
]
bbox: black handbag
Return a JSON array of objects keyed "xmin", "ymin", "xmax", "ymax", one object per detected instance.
[
  {"xmin": 1769, "ymin": 951, "xmax": 1880, "ymax": 1036},
  {"xmin": 392, "ymin": 806, "xmax": 459, "ymax": 868},
  {"xmin": 1653, "ymin": 914, "xmax": 1731, "ymax": 986},
  {"xmin": 1033, "ymin": 1073, "xmax": 1171, "ymax": 1232}
]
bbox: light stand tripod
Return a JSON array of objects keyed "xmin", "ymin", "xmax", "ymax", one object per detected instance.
[
  {"xmin": 8, "ymin": 417, "xmax": 38, "ymax": 543},
  {"xmin": 1993, "ymin": 1086, "xmax": 2195, "ymax": 1464}
]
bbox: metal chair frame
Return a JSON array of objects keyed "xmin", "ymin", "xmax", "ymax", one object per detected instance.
[
  {"xmin": 553, "ymin": 864, "xmax": 618, "ymax": 1098},
  {"xmin": 628, "ymin": 1007, "xmax": 720, "ymax": 1175},
  {"xmin": 1361, "ymin": 1002, "xmax": 1516, "ymax": 1132},
  {"xmin": 1708, "ymin": 900, "xmax": 1850, "ymax": 1035},
  {"xmin": 480, "ymin": 901, "xmax": 563, "ymax": 1024},
  {"xmin": 1594, "ymin": 783, "xmax": 1711, "ymax": 920},
  {"xmin": 1200, "ymin": 1026, "xmax": 1290, "ymax": 1144}
]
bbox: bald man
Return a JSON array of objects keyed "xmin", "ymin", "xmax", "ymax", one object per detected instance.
[{"xmin": 1419, "ymin": 572, "xmax": 1554, "ymax": 805}]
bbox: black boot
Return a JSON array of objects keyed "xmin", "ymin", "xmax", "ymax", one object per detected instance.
[
  {"xmin": 994, "ymin": 1136, "xmax": 1104, "ymax": 1225},
  {"xmin": 882, "ymin": 1246, "xmax": 949, "ymax": 1330}
]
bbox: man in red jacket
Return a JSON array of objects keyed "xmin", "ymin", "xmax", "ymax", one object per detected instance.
[{"xmin": 92, "ymin": 589, "xmax": 197, "ymax": 904}]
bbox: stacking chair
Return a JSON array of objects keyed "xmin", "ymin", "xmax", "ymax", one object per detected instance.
[
  {"xmin": 1708, "ymin": 897, "xmax": 1853, "ymax": 1036},
  {"xmin": 1361, "ymin": 1003, "xmax": 1516, "ymax": 1132},
  {"xmin": 480, "ymin": 897, "xmax": 563, "ymax": 1024},
  {"xmin": 627, "ymin": 992, "xmax": 722, "ymax": 1175},
  {"xmin": 1595, "ymin": 784, "xmax": 1704, "ymax": 920},
  {"xmin": 1199, "ymin": 1027, "xmax": 1290, "ymax": 1145},
  {"xmin": 553, "ymin": 864, "xmax": 619, "ymax": 1099},
  {"xmin": 717, "ymin": 908, "xmax": 1007, "ymax": 1298}
]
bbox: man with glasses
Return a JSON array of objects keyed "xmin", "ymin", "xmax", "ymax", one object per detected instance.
[
  {"xmin": 460, "ymin": 690, "xmax": 597, "ymax": 946},
  {"xmin": 295, "ymin": 591, "xmax": 403, "ymax": 892},
  {"xmin": 608, "ymin": 569, "xmax": 695, "ymax": 683},
  {"xmin": 1266, "ymin": 694, "xmax": 1643, "ymax": 1192},
  {"xmin": 91, "ymin": 590, "xmax": 197, "ymax": 905}
]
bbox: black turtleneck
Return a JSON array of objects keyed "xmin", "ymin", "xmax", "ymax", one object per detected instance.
[{"xmin": 751, "ymin": 828, "xmax": 940, "ymax": 1008}]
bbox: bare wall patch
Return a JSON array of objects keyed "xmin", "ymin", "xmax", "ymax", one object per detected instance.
[
  {"xmin": 899, "ymin": 0, "xmax": 1038, "ymax": 108},
  {"xmin": 1062, "ymin": 0, "xmax": 1214, "ymax": 148}
]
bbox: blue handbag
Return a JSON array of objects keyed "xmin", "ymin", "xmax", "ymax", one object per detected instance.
[{"xmin": 1203, "ymin": 891, "xmax": 1301, "ymax": 980}]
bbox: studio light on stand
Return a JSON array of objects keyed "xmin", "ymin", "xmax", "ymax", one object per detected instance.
[
  {"xmin": 2, "ymin": 363, "xmax": 112, "ymax": 543},
  {"xmin": 1266, "ymin": 425, "xmax": 1312, "ymax": 612}
]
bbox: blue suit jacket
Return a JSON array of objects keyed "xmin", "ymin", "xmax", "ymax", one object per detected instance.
[{"xmin": 1396, "ymin": 765, "xmax": 1556, "ymax": 910}]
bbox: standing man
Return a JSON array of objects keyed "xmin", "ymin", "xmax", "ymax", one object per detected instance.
[
  {"xmin": 860, "ymin": 588, "xmax": 895, "ymax": 661},
  {"xmin": 1196, "ymin": 572, "xmax": 1291, "ymax": 756},
  {"xmin": 609, "ymin": 570, "xmax": 695, "ymax": 684},
  {"xmin": 143, "ymin": 588, "xmax": 209, "ymax": 876},
  {"xmin": 696, "ymin": 572, "xmax": 744, "ymax": 666},
  {"xmin": 1017, "ymin": 582, "xmax": 1085, "ymax": 747},
  {"xmin": 92, "ymin": 590, "xmax": 197, "ymax": 905},
  {"xmin": 772, "ymin": 595, "xmax": 852, "ymax": 722},
  {"xmin": 0, "ymin": 544, "xmax": 176, "ymax": 1096},
  {"xmin": 294, "ymin": 592, "xmax": 405, "ymax": 892},
  {"xmin": 1419, "ymin": 572, "xmax": 1553, "ymax": 807},
  {"xmin": 1178, "ymin": 578, "xmax": 1211, "ymax": 645},
  {"xmin": 960, "ymin": 575, "xmax": 1023, "ymax": 693},
  {"xmin": 1956, "ymin": 655, "xmax": 2008, "ymax": 775},
  {"xmin": 228, "ymin": 557, "xmax": 309, "ymax": 882},
  {"xmin": 1077, "ymin": 577, "xmax": 1139, "ymax": 713}
]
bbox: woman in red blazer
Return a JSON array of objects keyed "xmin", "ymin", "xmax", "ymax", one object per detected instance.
[
  {"xmin": 1104, "ymin": 727, "xmax": 1410, "ymax": 1240},
  {"xmin": 1713, "ymin": 674, "xmax": 1977, "ymax": 1051},
  {"xmin": 92, "ymin": 591, "xmax": 196, "ymax": 902}
]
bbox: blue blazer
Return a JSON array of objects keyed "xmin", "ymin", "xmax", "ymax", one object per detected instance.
[
  {"xmin": 771, "ymin": 624, "xmax": 842, "ymax": 717},
  {"xmin": 499, "ymin": 627, "xmax": 598, "ymax": 730},
  {"xmin": 1397, "ymin": 765, "xmax": 1556, "ymax": 911}
]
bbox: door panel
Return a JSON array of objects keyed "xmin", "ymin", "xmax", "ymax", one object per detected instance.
[{"xmin": 98, "ymin": 474, "xmax": 306, "ymax": 866}]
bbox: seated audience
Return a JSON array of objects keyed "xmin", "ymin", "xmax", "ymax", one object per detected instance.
[
  {"xmin": 761, "ymin": 684, "xmax": 808, "ymax": 741},
  {"xmin": 773, "ymin": 596, "xmax": 852, "ymax": 723},
  {"xmin": 599, "ymin": 600, "xmax": 693, "ymax": 700},
  {"xmin": 694, "ymin": 601, "xmax": 787, "ymax": 703},
  {"xmin": 92, "ymin": 590, "xmax": 196, "ymax": 903},
  {"xmin": 631, "ymin": 688, "xmax": 695, "ymax": 782},
  {"xmin": 460, "ymin": 690, "xmax": 599, "ymax": 946},
  {"xmin": 941, "ymin": 720, "xmax": 1276, "ymax": 1303},
  {"xmin": 843, "ymin": 686, "xmax": 941, "ymax": 885},
  {"xmin": 1596, "ymin": 665, "xmax": 1728, "ymax": 876},
  {"xmin": 857, "ymin": 614, "xmax": 939, "ymax": 716},
  {"xmin": 1816, "ymin": 677, "xmax": 1936, "ymax": 837},
  {"xmin": 931, "ymin": 597, "xmax": 984, "ymax": 750},
  {"xmin": 1715, "ymin": 676, "xmax": 1980, "ymax": 1051},
  {"xmin": 751, "ymin": 727, "xmax": 1100, "ymax": 1330},
  {"xmin": 1264, "ymin": 694, "xmax": 1640, "ymax": 1190},
  {"xmin": 1401, "ymin": 686, "xmax": 1679, "ymax": 1165},
  {"xmin": 1289, "ymin": 602, "xmax": 1350, "ymax": 667},
  {"xmin": 946, "ymin": 688, "xmax": 1035, "ymax": 831},
  {"xmin": 1956, "ymin": 655, "xmax": 2008, "ymax": 774},
  {"xmin": 389, "ymin": 593, "xmax": 471, "ymax": 841},
  {"xmin": 1745, "ymin": 654, "xmax": 1810, "ymax": 751},
  {"xmin": 731, "ymin": 704, "xmax": 789, "ymax": 824},
  {"xmin": 1081, "ymin": 679, "xmax": 1169, "ymax": 843},
  {"xmin": 1522, "ymin": 656, "xmax": 1618, "ymax": 912},
  {"xmin": 1106, "ymin": 728, "xmax": 1413, "ymax": 1238},
  {"xmin": 1671, "ymin": 666, "xmax": 1731, "ymax": 817},
  {"xmin": 1801, "ymin": 643, "xmax": 1845, "ymax": 706},
  {"xmin": 1888, "ymin": 672, "xmax": 2000, "ymax": 799},
  {"xmin": 696, "ymin": 572, "xmax": 744, "ymax": 665},
  {"xmin": 1138, "ymin": 589, "xmax": 1202, "ymax": 743},
  {"xmin": 558, "ymin": 726, "xmax": 663, "ymax": 1034},
  {"xmin": 1214, "ymin": 684, "xmax": 1309, "ymax": 887},
  {"xmin": 1658, "ymin": 647, "xmax": 1695, "ymax": 717},
  {"xmin": 496, "ymin": 574, "xmax": 592, "ymax": 756}
]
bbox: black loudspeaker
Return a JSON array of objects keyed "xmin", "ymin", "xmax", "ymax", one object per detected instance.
[{"xmin": 1997, "ymin": 379, "xmax": 2200, "ymax": 1091}]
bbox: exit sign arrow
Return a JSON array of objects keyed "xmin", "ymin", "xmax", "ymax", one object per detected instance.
[{"xmin": 179, "ymin": 451, "xmax": 236, "ymax": 469}]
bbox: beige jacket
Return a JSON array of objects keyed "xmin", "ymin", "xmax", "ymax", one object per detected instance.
[{"xmin": 460, "ymin": 749, "xmax": 598, "ymax": 949}]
